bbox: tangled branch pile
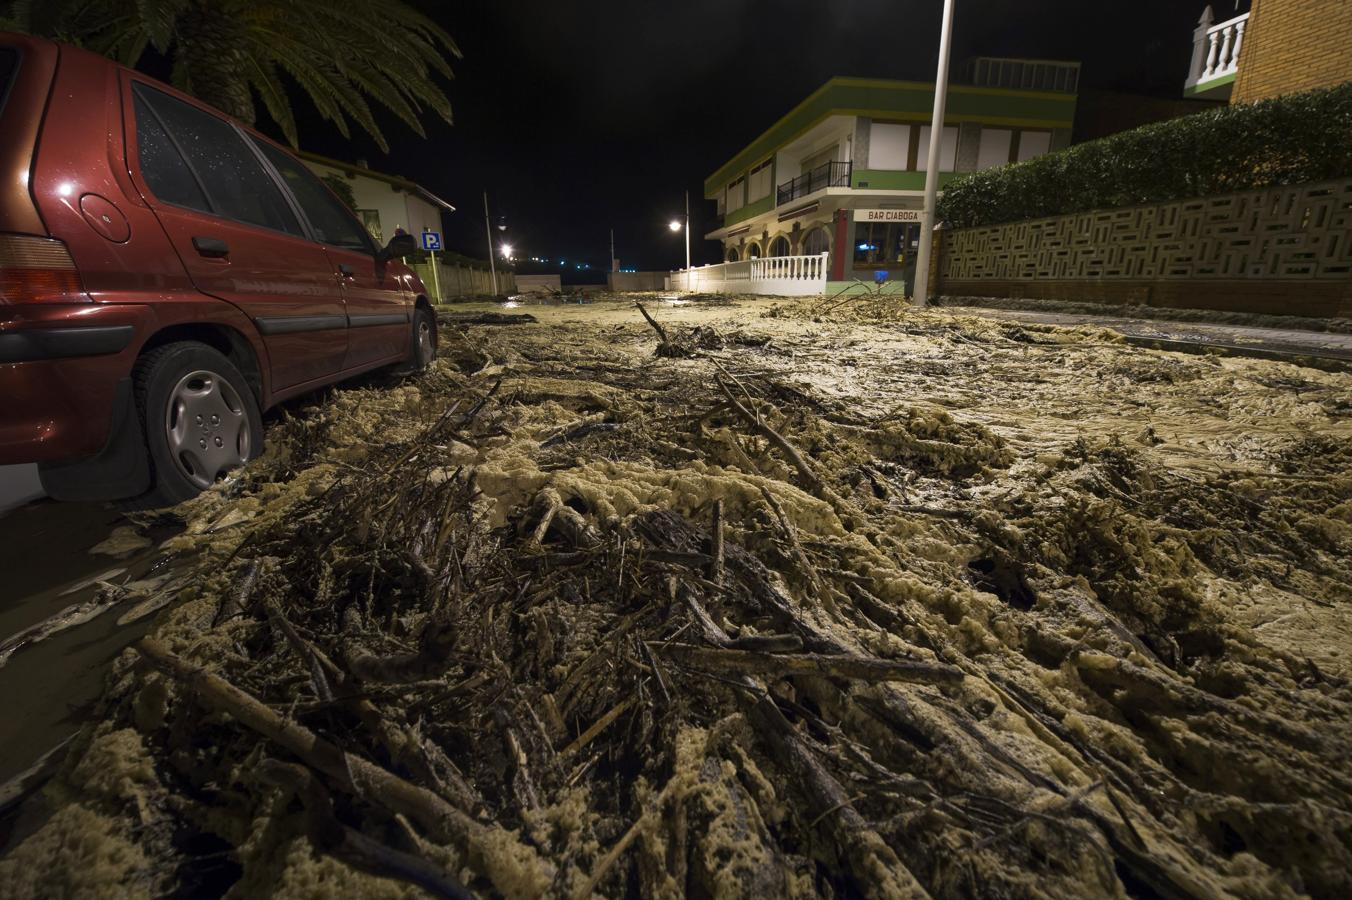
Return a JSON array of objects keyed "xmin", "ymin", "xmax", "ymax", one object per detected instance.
[{"xmin": 2, "ymin": 298, "xmax": 1350, "ymax": 898}]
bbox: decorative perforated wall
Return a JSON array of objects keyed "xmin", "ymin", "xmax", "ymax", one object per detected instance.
[{"xmin": 941, "ymin": 179, "xmax": 1352, "ymax": 284}]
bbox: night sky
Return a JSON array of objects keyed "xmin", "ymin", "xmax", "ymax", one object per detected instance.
[{"xmin": 288, "ymin": 0, "xmax": 1244, "ymax": 278}]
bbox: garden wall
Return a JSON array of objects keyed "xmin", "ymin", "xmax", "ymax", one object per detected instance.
[
  {"xmin": 608, "ymin": 271, "xmax": 668, "ymax": 292},
  {"xmin": 936, "ymin": 178, "xmax": 1352, "ymax": 318},
  {"xmin": 411, "ymin": 262, "xmax": 516, "ymax": 300}
]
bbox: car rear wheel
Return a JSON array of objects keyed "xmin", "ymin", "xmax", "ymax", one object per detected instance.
[
  {"xmin": 128, "ymin": 341, "xmax": 263, "ymax": 508},
  {"xmin": 412, "ymin": 306, "xmax": 437, "ymax": 371}
]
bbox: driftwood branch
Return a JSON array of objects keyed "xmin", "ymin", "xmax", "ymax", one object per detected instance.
[
  {"xmin": 653, "ymin": 642, "xmax": 965, "ymax": 685},
  {"xmin": 716, "ymin": 375, "xmax": 823, "ymax": 496},
  {"xmin": 673, "ymin": 585, "xmax": 930, "ymax": 898},
  {"xmin": 635, "ymin": 302, "xmax": 670, "ymax": 344},
  {"xmin": 259, "ymin": 759, "xmax": 474, "ymax": 900},
  {"xmin": 136, "ymin": 637, "xmax": 552, "ymax": 899}
]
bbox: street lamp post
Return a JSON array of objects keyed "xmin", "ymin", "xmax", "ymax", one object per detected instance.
[
  {"xmin": 483, "ymin": 191, "xmax": 498, "ymax": 296},
  {"xmin": 683, "ymin": 190, "xmax": 691, "ymax": 273},
  {"xmin": 913, "ymin": 0, "xmax": 956, "ymax": 307},
  {"xmin": 669, "ymin": 191, "xmax": 691, "ymax": 286}
]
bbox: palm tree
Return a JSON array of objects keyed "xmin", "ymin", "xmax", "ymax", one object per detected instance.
[{"xmin": 1, "ymin": 0, "xmax": 461, "ymax": 153}]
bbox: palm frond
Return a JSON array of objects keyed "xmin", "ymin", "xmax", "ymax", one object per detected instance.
[
  {"xmin": 244, "ymin": 56, "xmax": 298, "ymax": 147},
  {"xmin": 134, "ymin": 0, "xmax": 188, "ymax": 51},
  {"xmin": 14, "ymin": 0, "xmax": 460, "ymax": 152}
]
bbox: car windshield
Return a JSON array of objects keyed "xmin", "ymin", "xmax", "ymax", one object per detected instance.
[{"xmin": 0, "ymin": 48, "xmax": 18, "ymax": 116}]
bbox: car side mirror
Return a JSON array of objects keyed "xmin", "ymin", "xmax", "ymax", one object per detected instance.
[{"xmin": 378, "ymin": 233, "xmax": 418, "ymax": 262}]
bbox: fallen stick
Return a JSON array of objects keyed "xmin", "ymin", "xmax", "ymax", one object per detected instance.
[
  {"xmin": 136, "ymin": 638, "xmax": 552, "ymax": 900},
  {"xmin": 709, "ymin": 499, "xmax": 725, "ymax": 587},
  {"xmin": 653, "ymin": 642, "xmax": 964, "ymax": 685},
  {"xmin": 674, "ymin": 586, "xmax": 931, "ymax": 898},
  {"xmin": 634, "ymin": 302, "xmax": 670, "ymax": 344},
  {"xmin": 573, "ymin": 779, "xmax": 676, "ymax": 900},
  {"xmin": 560, "ymin": 697, "xmax": 634, "ymax": 758},
  {"xmin": 726, "ymin": 633, "xmax": 804, "ymax": 653},
  {"xmin": 715, "ymin": 376, "xmax": 823, "ymax": 496},
  {"xmin": 260, "ymin": 759, "xmax": 474, "ymax": 900}
]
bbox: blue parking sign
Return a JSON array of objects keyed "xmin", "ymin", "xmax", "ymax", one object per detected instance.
[{"xmin": 421, "ymin": 231, "xmax": 442, "ymax": 251}]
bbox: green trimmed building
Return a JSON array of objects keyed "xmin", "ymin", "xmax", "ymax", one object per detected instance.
[{"xmin": 703, "ymin": 59, "xmax": 1080, "ymax": 289}]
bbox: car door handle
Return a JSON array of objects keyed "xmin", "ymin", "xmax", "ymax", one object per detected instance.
[
  {"xmin": 192, "ymin": 236, "xmax": 230, "ymax": 258},
  {"xmin": 338, "ymin": 263, "xmax": 355, "ymax": 277}
]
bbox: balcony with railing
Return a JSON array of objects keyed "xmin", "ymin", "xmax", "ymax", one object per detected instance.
[
  {"xmin": 1185, "ymin": 5, "xmax": 1248, "ymax": 96},
  {"xmin": 776, "ymin": 161, "xmax": 852, "ymax": 207}
]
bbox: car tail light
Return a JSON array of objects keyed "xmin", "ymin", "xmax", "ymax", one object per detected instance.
[{"xmin": 0, "ymin": 235, "xmax": 86, "ymax": 304}]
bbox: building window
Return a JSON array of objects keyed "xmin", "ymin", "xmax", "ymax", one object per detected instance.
[
  {"xmin": 745, "ymin": 241, "xmax": 762, "ymax": 259},
  {"xmin": 726, "ymin": 247, "xmax": 740, "ymax": 262},
  {"xmin": 727, "ymin": 176, "xmax": 746, "ymax": 213},
  {"xmin": 976, "ymin": 128, "xmax": 1013, "ymax": 170},
  {"xmin": 803, "ymin": 226, "xmax": 830, "ymax": 256},
  {"xmin": 358, "ymin": 209, "xmax": 383, "ymax": 243},
  {"xmin": 916, "ymin": 125, "xmax": 960, "ymax": 172},
  {"xmin": 853, "ymin": 222, "xmax": 920, "ymax": 268},
  {"xmin": 748, "ymin": 160, "xmax": 772, "ymax": 202},
  {"xmin": 800, "ymin": 146, "xmax": 836, "ymax": 174},
  {"xmin": 768, "ymin": 235, "xmax": 791, "ymax": 257},
  {"xmin": 870, "ymin": 123, "xmax": 911, "ymax": 169},
  {"xmin": 1016, "ymin": 131, "xmax": 1052, "ymax": 161}
]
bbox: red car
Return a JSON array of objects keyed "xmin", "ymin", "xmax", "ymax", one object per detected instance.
[{"xmin": 0, "ymin": 34, "xmax": 438, "ymax": 506}]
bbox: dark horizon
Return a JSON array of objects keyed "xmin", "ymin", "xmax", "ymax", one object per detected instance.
[{"xmin": 279, "ymin": 0, "xmax": 1237, "ymax": 276}]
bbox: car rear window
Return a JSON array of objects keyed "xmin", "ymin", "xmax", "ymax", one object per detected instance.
[
  {"xmin": 0, "ymin": 48, "xmax": 18, "ymax": 117},
  {"xmin": 132, "ymin": 83, "xmax": 303, "ymax": 237}
]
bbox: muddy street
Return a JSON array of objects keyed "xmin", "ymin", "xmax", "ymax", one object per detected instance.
[{"xmin": 1, "ymin": 294, "xmax": 1350, "ymax": 898}]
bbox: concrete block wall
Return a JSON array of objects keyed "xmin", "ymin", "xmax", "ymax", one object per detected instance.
[
  {"xmin": 931, "ymin": 179, "xmax": 1352, "ymax": 318},
  {"xmin": 607, "ymin": 271, "xmax": 668, "ymax": 292},
  {"xmin": 516, "ymin": 275, "xmax": 563, "ymax": 293},
  {"xmin": 1233, "ymin": 0, "xmax": 1352, "ymax": 103}
]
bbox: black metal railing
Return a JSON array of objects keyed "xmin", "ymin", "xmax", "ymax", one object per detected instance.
[{"xmin": 776, "ymin": 160, "xmax": 852, "ymax": 206}]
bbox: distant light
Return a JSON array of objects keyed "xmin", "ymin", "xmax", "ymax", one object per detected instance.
[
  {"xmin": 500, "ymin": 243, "xmax": 513, "ymax": 259},
  {"xmin": 668, "ymin": 220, "xmax": 682, "ymax": 232}
]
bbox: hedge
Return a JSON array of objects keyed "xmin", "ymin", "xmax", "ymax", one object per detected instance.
[{"xmin": 936, "ymin": 81, "xmax": 1352, "ymax": 229}]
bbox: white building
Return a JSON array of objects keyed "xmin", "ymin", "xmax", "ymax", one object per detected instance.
[{"xmin": 298, "ymin": 151, "xmax": 454, "ymax": 246}]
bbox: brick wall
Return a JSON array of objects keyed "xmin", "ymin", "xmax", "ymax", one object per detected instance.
[{"xmin": 1233, "ymin": 0, "xmax": 1352, "ymax": 103}]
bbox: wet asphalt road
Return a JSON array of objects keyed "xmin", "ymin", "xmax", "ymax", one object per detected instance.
[{"xmin": 0, "ymin": 488, "xmax": 160, "ymax": 786}]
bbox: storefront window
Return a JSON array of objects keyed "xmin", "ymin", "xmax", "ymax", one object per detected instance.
[{"xmin": 853, "ymin": 222, "xmax": 920, "ymax": 268}]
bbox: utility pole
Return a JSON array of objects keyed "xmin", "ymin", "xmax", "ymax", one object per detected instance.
[
  {"xmin": 483, "ymin": 191, "xmax": 498, "ymax": 296},
  {"xmin": 610, "ymin": 228, "xmax": 617, "ymax": 272},
  {"xmin": 684, "ymin": 190, "xmax": 691, "ymax": 272},
  {"xmin": 913, "ymin": 0, "xmax": 955, "ymax": 307}
]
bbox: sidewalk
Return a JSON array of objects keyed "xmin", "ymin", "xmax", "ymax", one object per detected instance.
[{"xmin": 948, "ymin": 306, "xmax": 1352, "ymax": 368}]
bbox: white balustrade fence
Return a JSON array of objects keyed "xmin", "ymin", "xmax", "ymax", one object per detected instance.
[
  {"xmin": 668, "ymin": 252, "xmax": 828, "ymax": 296},
  {"xmin": 1185, "ymin": 6, "xmax": 1247, "ymax": 92}
]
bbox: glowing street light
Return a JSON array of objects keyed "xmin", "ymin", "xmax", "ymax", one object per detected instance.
[
  {"xmin": 669, "ymin": 191, "xmax": 691, "ymax": 274},
  {"xmin": 500, "ymin": 243, "xmax": 514, "ymax": 260}
]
